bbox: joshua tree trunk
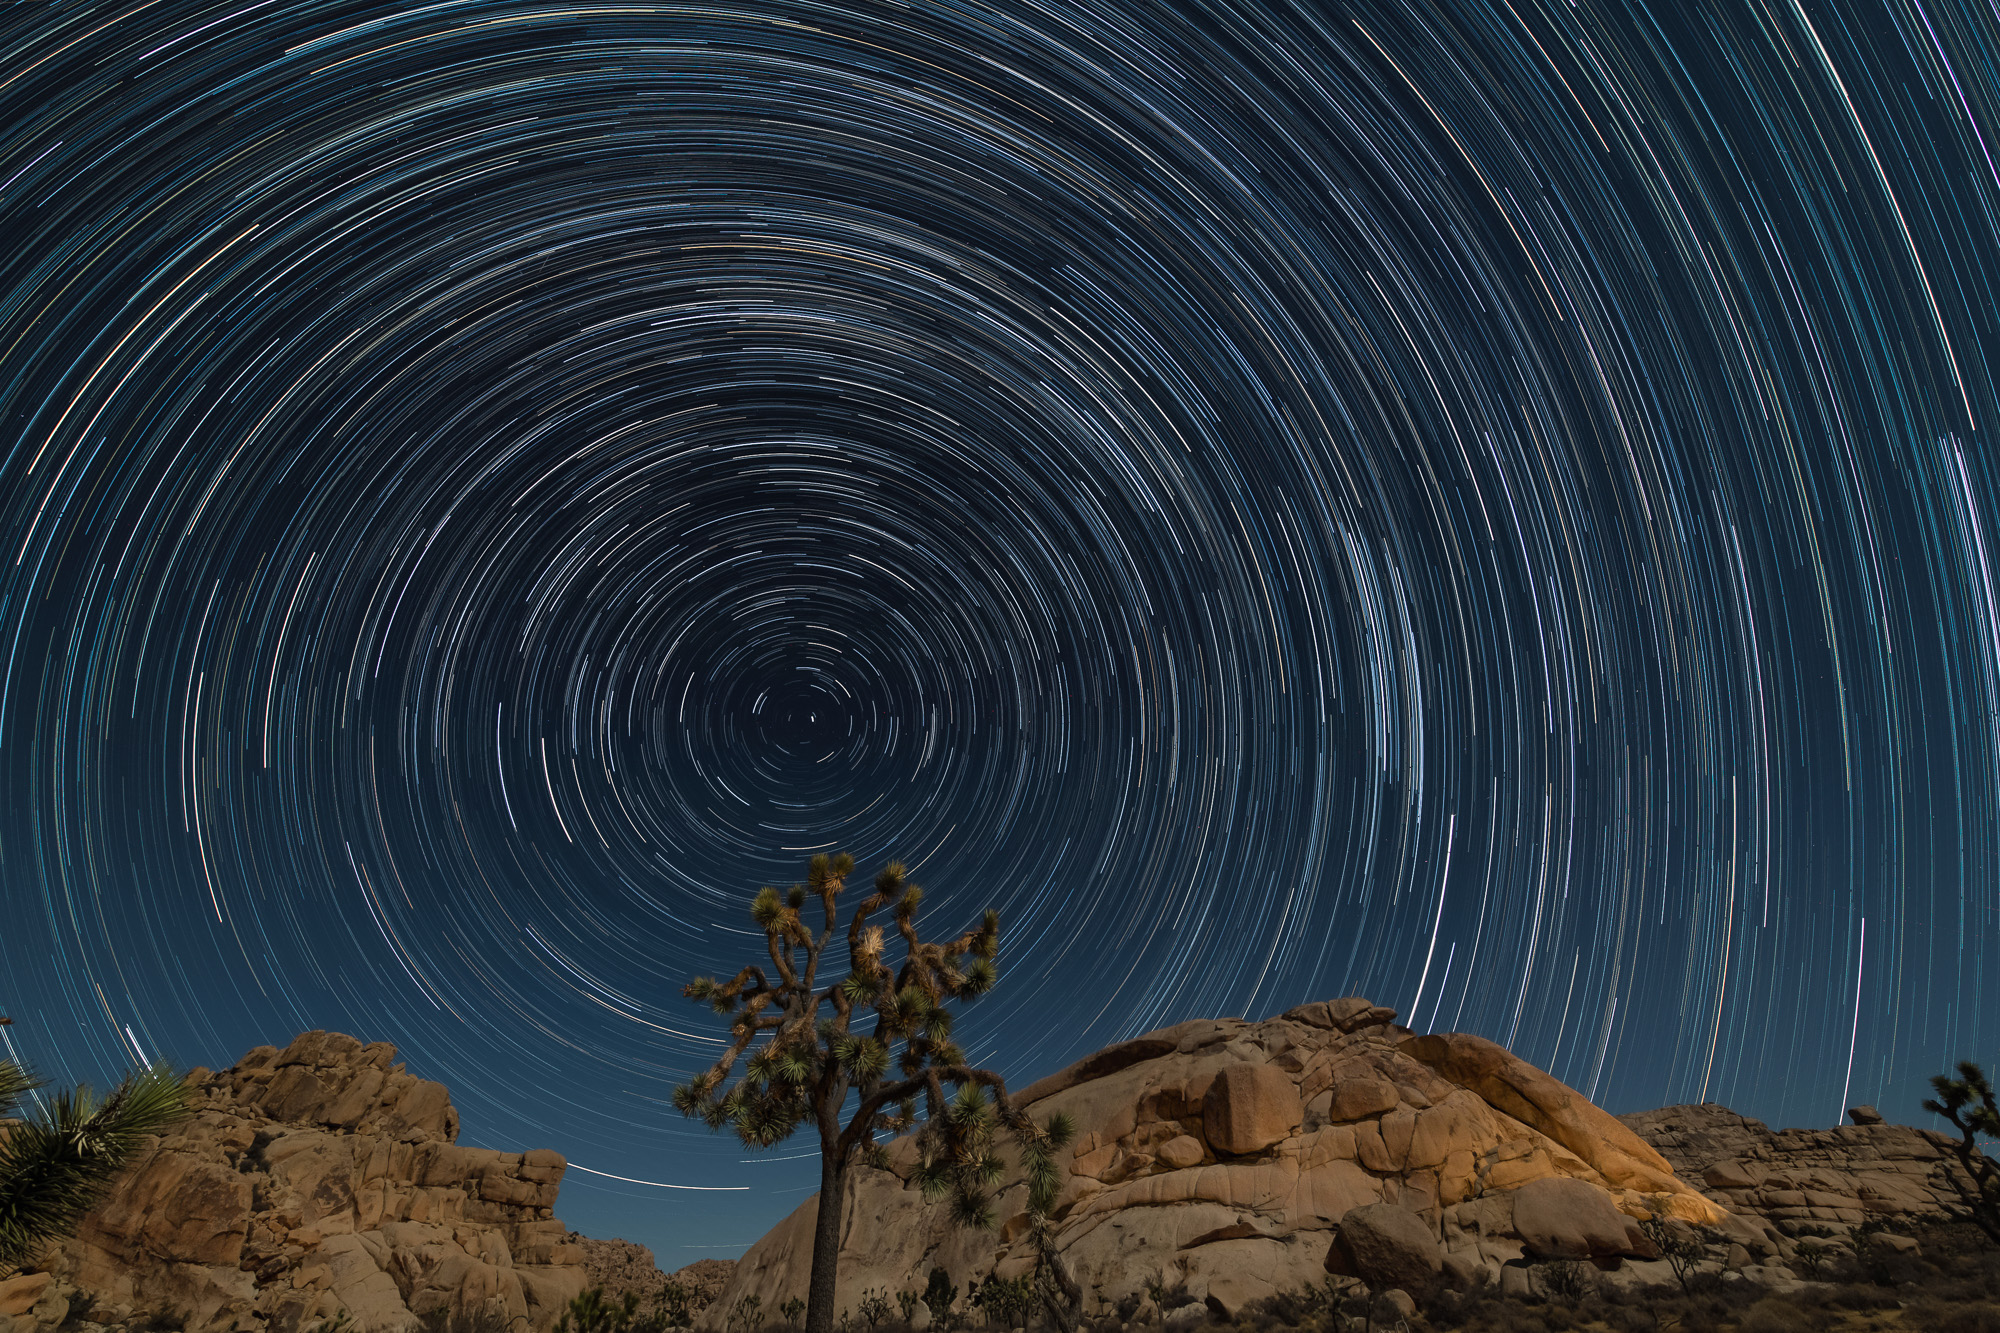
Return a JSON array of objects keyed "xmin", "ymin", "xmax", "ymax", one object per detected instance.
[{"xmin": 804, "ymin": 1138, "xmax": 848, "ymax": 1333}]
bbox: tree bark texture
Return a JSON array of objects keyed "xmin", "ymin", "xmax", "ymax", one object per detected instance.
[{"xmin": 804, "ymin": 1149, "xmax": 848, "ymax": 1333}]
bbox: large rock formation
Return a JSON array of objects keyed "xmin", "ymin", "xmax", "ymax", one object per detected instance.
[
  {"xmin": 700, "ymin": 998, "xmax": 1729, "ymax": 1324},
  {"xmin": 1621, "ymin": 1101, "xmax": 1977, "ymax": 1233},
  {"xmin": 33, "ymin": 1032, "xmax": 591, "ymax": 1333}
]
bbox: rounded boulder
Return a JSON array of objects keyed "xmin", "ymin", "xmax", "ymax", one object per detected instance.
[{"xmin": 1201, "ymin": 1063, "xmax": 1302, "ymax": 1155}]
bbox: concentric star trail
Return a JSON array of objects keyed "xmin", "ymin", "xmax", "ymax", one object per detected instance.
[{"xmin": 3, "ymin": 0, "xmax": 1998, "ymax": 1257}]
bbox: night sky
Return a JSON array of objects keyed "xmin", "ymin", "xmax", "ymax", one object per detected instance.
[{"xmin": 3, "ymin": 0, "xmax": 1999, "ymax": 1263}]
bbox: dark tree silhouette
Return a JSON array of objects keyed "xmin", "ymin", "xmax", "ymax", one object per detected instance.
[
  {"xmin": 0, "ymin": 1016, "xmax": 193, "ymax": 1274},
  {"xmin": 1923, "ymin": 1060, "xmax": 2000, "ymax": 1246},
  {"xmin": 675, "ymin": 855, "xmax": 1072, "ymax": 1333}
]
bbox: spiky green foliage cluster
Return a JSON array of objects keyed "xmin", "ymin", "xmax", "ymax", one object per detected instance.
[
  {"xmin": 0, "ymin": 1043, "xmax": 193, "ymax": 1274},
  {"xmin": 674, "ymin": 854, "xmax": 1016, "ymax": 1184},
  {"xmin": 675, "ymin": 854, "xmax": 1075, "ymax": 1333},
  {"xmin": 1923, "ymin": 1059, "xmax": 2000, "ymax": 1246}
]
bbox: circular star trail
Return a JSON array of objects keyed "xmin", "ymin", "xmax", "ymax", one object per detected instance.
[{"xmin": 3, "ymin": 0, "xmax": 1999, "ymax": 1257}]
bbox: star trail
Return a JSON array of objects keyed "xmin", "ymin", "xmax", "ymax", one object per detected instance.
[{"xmin": 3, "ymin": 0, "xmax": 1999, "ymax": 1258}]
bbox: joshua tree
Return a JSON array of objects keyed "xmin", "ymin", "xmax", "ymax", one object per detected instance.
[
  {"xmin": 0, "ymin": 1016, "xmax": 194, "ymax": 1273},
  {"xmin": 676, "ymin": 854, "xmax": 1072, "ymax": 1333},
  {"xmin": 1923, "ymin": 1060, "xmax": 2000, "ymax": 1245}
]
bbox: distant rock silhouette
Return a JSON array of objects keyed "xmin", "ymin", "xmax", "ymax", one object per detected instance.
[
  {"xmin": 38, "ymin": 1031, "xmax": 592, "ymax": 1333},
  {"xmin": 701, "ymin": 996, "xmax": 1731, "ymax": 1321}
]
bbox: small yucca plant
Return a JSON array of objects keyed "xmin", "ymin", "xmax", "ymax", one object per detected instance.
[{"xmin": 0, "ymin": 1018, "xmax": 193, "ymax": 1274}]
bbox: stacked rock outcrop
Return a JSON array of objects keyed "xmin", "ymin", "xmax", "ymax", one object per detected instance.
[
  {"xmin": 699, "ymin": 998, "xmax": 1729, "ymax": 1325},
  {"xmin": 567, "ymin": 1238, "xmax": 733, "ymax": 1318},
  {"xmin": 1622, "ymin": 1101, "xmax": 1977, "ymax": 1234},
  {"xmin": 23, "ymin": 1031, "xmax": 591, "ymax": 1333}
]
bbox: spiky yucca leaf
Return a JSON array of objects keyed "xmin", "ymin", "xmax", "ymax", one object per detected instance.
[
  {"xmin": 948, "ymin": 1189, "xmax": 993, "ymax": 1230},
  {"xmin": 0, "ymin": 1063, "xmax": 40, "ymax": 1120},
  {"xmin": 971, "ymin": 910, "xmax": 999, "ymax": 958},
  {"xmin": 0, "ymin": 1063, "xmax": 191, "ymax": 1273},
  {"xmin": 850, "ymin": 1039, "xmax": 889, "ymax": 1079},
  {"xmin": 751, "ymin": 886, "xmax": 785, "ymax": 927},
  {"xmin": 1019, "ymin": 1115, "xmax": 1074, "ymax": 1216},
  {"xmin": 911, "ymin": 1156, "xmax": 951, "ymax": 1201},
  {"xmin": 962, "ymin": 959, "xmax": 997, "ymax": 994}
]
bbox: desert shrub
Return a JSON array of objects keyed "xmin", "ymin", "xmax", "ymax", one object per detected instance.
[
  {"xmin": 1814, "ymin": 1278, "xmax": 1901, "ymax": 1311},
  {"xmin": 921, "ymin": 1269, "xmax": 958, "ymax": 1327},
  {"xmin": 1430, "ymin": 1293, "xmax": 1557, "ymax": 1332},
  {"xmin": 423, "ymin": 1310, "xmax": 512, "ymax": 1333},
  {"xmin": 1737, "ymin": 1295, "xmax": 1814, "ymax": 1333},
  {"xmin": 970, "ymin": 1276, "xmax": 1036, "ymax": 1329},
  {"xmin": 1246, "ymin": 1277, "xmax": 1343, "ymax": 1327},
  {"xmin": 556, "ymin": 1290, "xmax": 646, "ymax": 1333},
  {"xmin": 1637, "ymin": 1216, "xmax": 1713, "ymax": 1296},
  {"xmin": 781, "ymin": 1299, "xmax": 807, "ymax": 1331},
  {"xmin": 651, "ymin": 1281, "xmax": 699, "ymax": 1330},
  {"xmin": 1532, "ymin": 1260, "xmax": 1589, "ymax": 1305},
  {"xmin": 724, "ymin": 1295, "xmax": 763, "ymax": 1333},
  {"xmin": 854, "ymin": 1291, "xmax": 892, "ymax": 1331},
  {"xmin": 1140, "ymin": 1271, "xmax": 1198, "ymax": 1313},
  {"xmin": 1939, "ymin": 1307, "xmax": 2000, "ymax": 1333}
]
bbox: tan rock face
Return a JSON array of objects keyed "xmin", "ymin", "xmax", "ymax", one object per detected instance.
[
  {"xmin": 0, "ymin": 1275, "xmax": 52, "ymax": 1317},
  {"xmin": 1507, "ymin": 1177, "xmax": 1657, "ymax": 1265},
  {"xmin": 1326, "ymin": 1079, "xmax": 1398, "ymax": 1123},
  {"xmin": 1323, "ymin": 1202, "xmax": 1440, "ymax": 1293},
  {"xmin": 698, "ymin": 998, "xmax": 1728, "ymax": 1329},
  {"xmin": 1203, "ymin": 1064, "xmax": 1302, "ymax": 1155},
  {"xmin": 1399, "ymin": 1032, "xmax": 1680, "ymax": 1192},
  {"xmin": 40, "ymin": 1031, "xmax": 588, "ymax": 1333}
]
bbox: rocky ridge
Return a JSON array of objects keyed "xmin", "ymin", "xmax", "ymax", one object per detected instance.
[
  {"xmin": 1621, "ymin": 1101, "xmax": 1979, "ymax": 1238},
  {"xmin": 568, "ymin": 1238, "xmax": 733, "ymax": 1315},
  {"xmin": 699, "ymin": 997, "xmax": 1734, "ymax": 1326},
  {"xmin": 3, "ymin": 1031, "xmax": 592, "ymax": 1333}
]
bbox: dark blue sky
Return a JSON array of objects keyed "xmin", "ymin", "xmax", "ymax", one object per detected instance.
[{"xmin": 3, "ymin": 0, "xmax": 1998, "ymax": 1262}]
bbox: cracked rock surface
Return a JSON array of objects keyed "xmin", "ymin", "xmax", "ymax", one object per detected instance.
[
  {"xmin": 34, "ymin": 1031, "xmax": 591, "ymax": 1333},
  {"xmin": 700, "ymin": 996, "xmax": 1729, "ymax": 1324}
]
